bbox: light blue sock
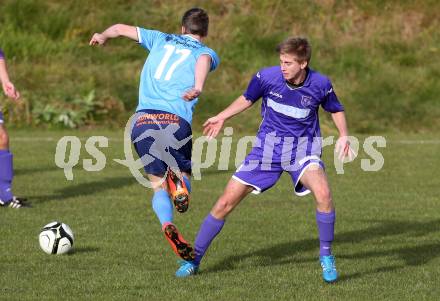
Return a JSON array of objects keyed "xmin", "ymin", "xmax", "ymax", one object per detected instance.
[
  {"xmin": 152, "ymin": 189, "xmax": 173, "ymax": 226},
  {"xmin": 183, "ymin": 175, "xmax": 191, "ymax": 193}
]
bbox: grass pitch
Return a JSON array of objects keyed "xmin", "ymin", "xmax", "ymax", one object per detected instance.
[{"xmin": 1, "ymin": 130, "xmax": 440, "ymax": 300}]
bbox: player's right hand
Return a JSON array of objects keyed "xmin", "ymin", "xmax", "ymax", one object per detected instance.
[
  {"xmin": 203, "ymin": 116, "xmax": 224, "ymax": 139},
  {"xmin": 182, "ymin": 88, "xmax": 201, "ymax": 101},
  {"xmin": 2, "ymin": 81, "xmax": 20, "ymax": 100},
  {"xmin": 89, "ymin": 33, "xmax": 107, "ymax": 46}
]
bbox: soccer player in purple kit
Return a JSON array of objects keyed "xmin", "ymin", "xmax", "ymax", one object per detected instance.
[
  {"xmin": 0, "ymin": 48, "xmax": 28, "ymax": 209},
  {"xmin": 176, "ymin": 37, "xmax": 354, "ymax": 282}
]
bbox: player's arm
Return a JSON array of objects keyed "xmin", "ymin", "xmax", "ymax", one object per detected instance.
[
  {"xmin": 331, "ymin": 111, "xmax": 355, "ymax": 160},
  {"xmin": 321, "ymin": 79, "xmax": 354, "ymax": 160},
  {"xmin": 0, "ymin": 52, "xmax": 20, "ymax": 100},
  {"xmin": 89, "ymin": 24, "xmax": 138, "ymax": 46},
  {"xmin": 332, "ymin": 111, "xmax": 348, "ymax": 137},
  {"xmin": 183, "ymin": 55, "xmax": 211, "ymax": 101},
  {"xmin": 203, "ymin": 95, "xmax": 253, "ymax": 138},
  {"xmin": 204, "ymin": 69, "xmax": 262, "ymax": 138}
]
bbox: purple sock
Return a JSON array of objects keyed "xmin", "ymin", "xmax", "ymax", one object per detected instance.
[
  {"xmin": 0, "ymin": 150, "xmax": 14, "ymax": 202},
  {"xmin": 193, "ymin": 214, "xmax": 225, "ymax": 265},
  {"xmin": 316, "ymin": 210, "xmax": 335, "ymax": 256}
]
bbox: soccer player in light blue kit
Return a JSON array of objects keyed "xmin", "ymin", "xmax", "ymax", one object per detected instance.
[
  {"xmin": 0, "ymin": 48, "xmax": 29, "ymax": 209},
  {"xmin": 176, "ymin": 37, "xmax": 354, "ymax": 282},
  {"xmin": 90, "ymin": 8, "xmax": 219, "ymax": 261}
]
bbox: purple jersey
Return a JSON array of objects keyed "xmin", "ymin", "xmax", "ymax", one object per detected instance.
[{"xmin": 243, "ymin": 66, "xmax": 344, "ymax": 163}]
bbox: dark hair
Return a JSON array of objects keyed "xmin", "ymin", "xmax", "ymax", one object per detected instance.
[
  {"xmin": 182, "ymin": 8, "xmax": 209, "ymax": 37},
  {"xmin": 276, "ymin": 37, "xmax": 312, "ymax": 63}
]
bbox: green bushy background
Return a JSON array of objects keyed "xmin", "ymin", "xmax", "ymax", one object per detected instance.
[{"xmin": 0, "ymin": 0, "xmax": 439, "ymax": 133}]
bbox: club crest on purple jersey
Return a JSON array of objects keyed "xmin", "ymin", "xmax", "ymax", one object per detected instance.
[{"xmin": 301, "ymin": 95, "xmax": 312, "ymax": 108}]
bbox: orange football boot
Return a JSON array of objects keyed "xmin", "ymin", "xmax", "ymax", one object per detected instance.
[
  {"xmin": 166, "ymin": 168, "xmax": 190, "ymax": 213},
  {"xmin": 162, "ymin": 222, "xmax": 194, "ymax": 261}
]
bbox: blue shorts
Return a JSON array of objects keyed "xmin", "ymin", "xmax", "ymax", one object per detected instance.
[
  {"xmin": 131, "ymin": 109, "xmax": 192, "ymax": 176},
  {"xmin": 233, "ymin": 147, "xmax": 324, "ymax": 196},
  {"xmin": 0, "ymin": 111, "xmax": 3, "ymax": 124}
]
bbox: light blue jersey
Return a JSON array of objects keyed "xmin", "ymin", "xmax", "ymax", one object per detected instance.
[{"xmin": 136, "ymin": 27, "xmax": 219, "ymax": 124}]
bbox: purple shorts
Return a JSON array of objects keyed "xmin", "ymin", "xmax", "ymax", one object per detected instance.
[
  {"xmin": 0, "ymin": 111, "xmax": 4, "ymax": 124},
  {"xmin": 233, "ymin": 150, "xmax": 324, "ymax": 196}
]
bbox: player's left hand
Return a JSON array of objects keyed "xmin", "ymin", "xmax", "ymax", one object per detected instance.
[
  {"xmin": 2, "ymin": 81, "xmax": 20, "ymax": 100},
  {"xmin": 335, "ymin": 136, "xmax": 356, "ymax": 161},
  {"xmin": 182, "ymin": 88, "xmax": 201, "ymax": 101}
]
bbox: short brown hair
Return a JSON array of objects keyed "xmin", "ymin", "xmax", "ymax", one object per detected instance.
[
  {"xmin": 182, "ymin": 8, "xmax": 209, "ymax": 37},
  {"xmin": 276, "ymin": 37, "xmax": 312, "ymax": 63}
]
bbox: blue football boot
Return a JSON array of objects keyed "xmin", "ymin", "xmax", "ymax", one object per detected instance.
[
  {"xmin": 175, "ymin": 260, "xmax": 199, "ymax": 278},
  {"xmin": 319, "ymin": 255, "xmax": 338, "ymax": 283}
]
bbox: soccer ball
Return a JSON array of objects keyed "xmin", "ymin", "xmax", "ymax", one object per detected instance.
[{"xmin": 38, "ymin": 221, "xmax": 74, "ymax": 254}]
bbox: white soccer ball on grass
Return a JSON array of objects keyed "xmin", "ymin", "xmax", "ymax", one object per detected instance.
[{"xmin": 39, "ymin": 221, "xmax": 74, "ymax": 254}]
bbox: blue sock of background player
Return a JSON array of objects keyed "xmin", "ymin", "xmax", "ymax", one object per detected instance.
[{"xmin": 0, "ymin": 149, "xmax": 14, "ymax": 203}]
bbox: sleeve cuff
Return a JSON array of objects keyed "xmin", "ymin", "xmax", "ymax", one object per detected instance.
[{"xmin": 136, "ymin": 27, "xmax": 142, "ymax": 44}]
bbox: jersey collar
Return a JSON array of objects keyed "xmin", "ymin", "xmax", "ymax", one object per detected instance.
[
  {"xmin": 183, "ymin": 34, "xmax": 200, "ymax": 42},
  {"xmin": 285, "ymin": 68, "xmax": 311, "ymax": 90}
]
